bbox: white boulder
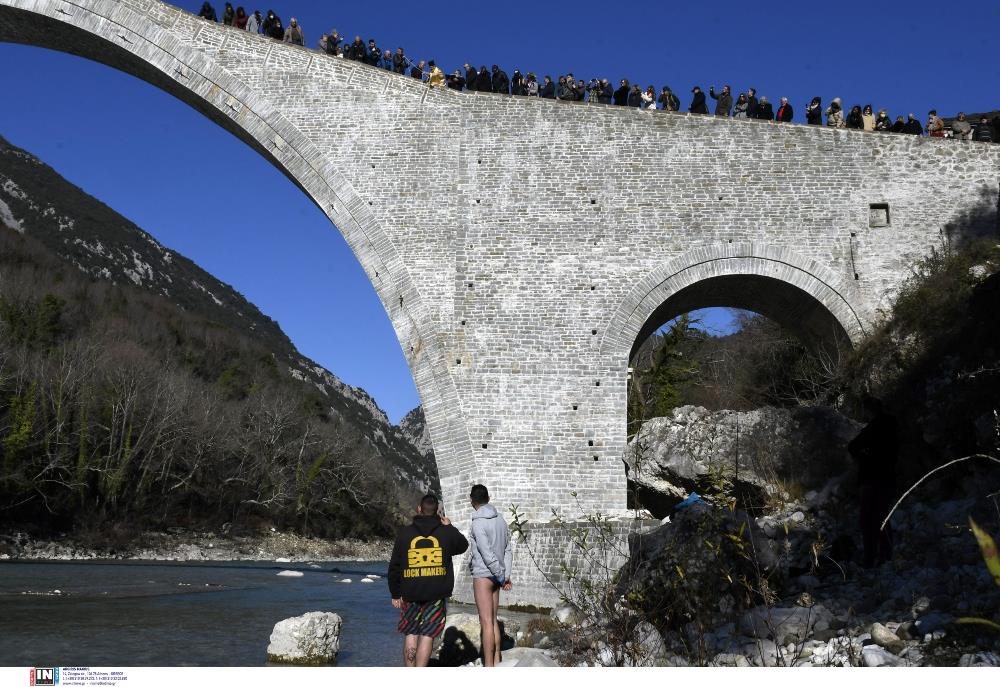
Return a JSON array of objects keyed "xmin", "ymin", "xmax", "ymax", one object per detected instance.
[
  {"xmin": 276, "ymin": 570, "xmax": 303, "ymax": 578},
  {"xmin": 266, "ymin": 611, "xmax": 342, "ymax": 665}
]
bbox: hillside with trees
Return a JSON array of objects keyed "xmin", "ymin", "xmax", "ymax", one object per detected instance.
[{"xmin": 0, "ymin": 135, "xmax": 436, "ymax": 544}]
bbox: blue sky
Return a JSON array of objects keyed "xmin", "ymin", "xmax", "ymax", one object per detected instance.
[{"xmin": 0, "ymin": 1, "xmax": 996, "ymax": 423}]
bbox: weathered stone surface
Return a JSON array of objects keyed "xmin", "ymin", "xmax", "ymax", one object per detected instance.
[
  {"xmin": 627, "ymin": 405, "xmax": 859, "ymax": 509},
  {"xmin": 5, "ymin": 0, "xmax": 998, "ymax": 606},
  {"xmin": 870, "ymin": 622, "xmax": 905, "ymax": 654},
  {"xmin": 862, "ymin": 645, "xmax": 903, "ymax": 667},
  {"xmin": 740, "ymin": 604, "xmax": 834, "ymax": 643},
  {"xmin": 437, "ymin": 612, "xmax": 520, "ymax": 666},
  {"xmin": 495, "ymin": 647, "xmax": 559, "ymax": 667},
  {"xmin": 266, "ymin": 612, "xmax": 342, "ymax": 665}
]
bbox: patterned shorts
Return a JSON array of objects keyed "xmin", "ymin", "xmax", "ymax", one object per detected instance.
[{"xmin": 398, "ymin": 598, "xmax": 447, "ymax": 638}]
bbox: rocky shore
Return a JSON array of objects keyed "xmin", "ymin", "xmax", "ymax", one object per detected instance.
[{"xmin": 0, "ymin": 529, "xmax": 391, "ymax": 562}]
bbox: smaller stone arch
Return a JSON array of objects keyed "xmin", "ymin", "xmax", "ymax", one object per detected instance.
[{"xmin": 601, "ymin": 242, "xmax": 871, "ymax": 366}]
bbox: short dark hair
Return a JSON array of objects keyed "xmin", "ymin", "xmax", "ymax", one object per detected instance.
[
  {"xmin": 419, "ymin": 494, "xmax": 439, "ymax": 515},
  {"xmin": 470, "ymin": 484, "xmax": 490, "ymax": 505}
]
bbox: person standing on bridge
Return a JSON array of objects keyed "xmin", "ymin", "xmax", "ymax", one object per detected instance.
[
  {"xmin": 233, "ymin": 6, "xmax": 248, "ymax": 30},
  {"xmin": 927, "ymin": 110, "xmax": 945, "ymax": 138},
  {"xmin": 613, "ymin": 79, "xmax": 630, "ymax": 106},
  {"xmin": 732, "ymin": 92, "xmax": 749, "ymax": 118},
  {"xmin": 246, "ymin": 10, "xmax": 262, "ymax": 34},
  {"xmin": 222, "ymin": 3, "xmax": 234, "ymax": 26},
  {"xmin": 197, "ymin": 2, "xmax": 217, "ymax": 21},
  {"xmin": 806, "ymin": 96, "xmax": 823, "ymax": 125},
  {"xmin": 776, "ymin": 97, "xmax": 794, "ymax": 123},
  {"xmin": 389, "ymin": 494, "xmax": 469, "ymax": 667},
  {"xmin": 709, "ymin": 84, "xmax": 732, "ymax": 116},
  {"xmin": 688, "ymin": 86, "xmax": 708, "ymax": 114},
  {"xmin": 468, "ymin": 484, "xmax": 513, "ymax": 667},
  {"xmin": 826, "ymin": 98, "xmax": 844, "ymax": 128},
  {"xmin": 875, "ymin": 109, "xmax": 892, "ymax": 132},
  {"xmin": 283, "ymin": 18, "xmax": 304, "ymax": 46},
  {"xmin": 973, "ymin": 116, "xmax": 994, "ymax": 143}
]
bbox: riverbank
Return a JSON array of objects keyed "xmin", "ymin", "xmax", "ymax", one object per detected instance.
[{"xmin": 0, "ymin": 529, "xmax": 391, "ymax": 562}]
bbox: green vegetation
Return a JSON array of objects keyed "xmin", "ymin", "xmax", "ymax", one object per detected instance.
[{"xmin": 0, "ymin": 230, "xmax": 405, "ymax": 541}]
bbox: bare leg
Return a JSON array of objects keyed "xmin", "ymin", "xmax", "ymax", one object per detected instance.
[
  {"xmin": 473, "ymin": 577, "xmax": 498, "ymax": 666},
  {"xmin": 403, "ymin": 634, "xmax": 418, "ymax": 667},
  {"xmin": 415, "ymin": 635, "xmax": 434, "ymax": 667},
  {"xmin": 492, "ymin": 584, "xmax": 502, "ymax": 664}
]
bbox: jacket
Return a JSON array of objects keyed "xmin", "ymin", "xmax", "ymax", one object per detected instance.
[
  {"xmin": 540, "ymin": 81, "xmax": 555, "ymax": 98},
  {"xmin": 613, "ymin": 85, "xmax": 629, "ymax": 106},
  {"xmin": 388, "ymin": 515, "xmax": 469, "ymax": 602},
  {"xmin": 709, "ymin": 88, "xmax": 732, "ymax": 116},
  {"xmin": 492, "ymin": 69, "xmax": 510, "ymax": 94},
  {"xmin": 776, "ymin": 103, "xmax": 793, "ymax": 122},
  {"xmin": 689, "ymin": 91, "xmax": 708, "ymax": 114},
  {"xmin": 756, "ymin": 102, "xmax": 774, "ymax": 120},
  {"xmin": 973, "ymin": 121, "xmax": 994, "ymax": 142},
  {"xmin": 806, "ymin": 103, "xmax": 822, "ymax": 125},
  {"xmin": 468, "ymin": 504, "xmax": 513, "ymax": 581}
]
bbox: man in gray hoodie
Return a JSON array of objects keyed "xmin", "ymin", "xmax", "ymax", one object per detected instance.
[{"xmin": 468, "ymin": 484, "xmax": 513, "ymax": 666}]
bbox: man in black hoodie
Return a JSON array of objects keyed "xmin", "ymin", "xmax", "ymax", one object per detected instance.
[{"xmin": 388, "ymin": 494, "xmax": 469, "ymax": 667}]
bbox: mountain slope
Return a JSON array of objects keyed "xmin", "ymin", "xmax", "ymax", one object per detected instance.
[{"xmin": 0, "ymin": 134, "xmax": 437, "ymax": 535}]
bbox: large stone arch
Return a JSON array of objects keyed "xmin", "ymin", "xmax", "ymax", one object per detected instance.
[
  {"xmin": 0, "ymin": 0, "xmax": 477, "ymax": 500},
  {"xmin": 601, "ymin": 242, "xmax": 872, "ymax": 368}
]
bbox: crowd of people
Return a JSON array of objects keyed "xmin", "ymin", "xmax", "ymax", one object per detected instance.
[{"xmin": 196, "ymin": 3, "xmax": 1000, "ymax": 143}]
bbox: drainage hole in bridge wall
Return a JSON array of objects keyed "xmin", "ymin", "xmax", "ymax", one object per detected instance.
[
  {"xmin": 590, "ymin": 285, "xmax": 596, "ymax": 291},
  {"xmin": 593, "ymin": 456, "xmax": 599, "ymax": 461},
  {"xmin": 591, "ymin": 329, "xmax": 597, "ymax": 335},
  {"xmin": 476, "ymin": 199, "xmax": 481, "ymax": 204},
  {"xmin": 572, "ymin": 404, "xmax": 578, "ymax": 411},
  {"xmin": 594, "ymin": 380, "xmax": 601, "ymax": 387},
  {"xmin": 460, "ymin": 319, "xmax": 466, "ymax": 326},
  {"xmin": 590, "ymin": 199, "xmax": 596, "ymax": 204},
  {"xmin": 588, "ymin": 440, "xmax": 594, "ymax": 447},
  {"xmin": 456, "ymin": 358, "xmax": 462, "ymax": 365},
  {"xmin": 467, "ymin": 282, "xmax": 474, "ymax": 289},
  {"xmin": 482, "ymin": 443, "xmax": 488, "ymax": 449}
]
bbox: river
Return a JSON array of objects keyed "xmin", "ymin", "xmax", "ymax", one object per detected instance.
[{"xmin": 0, "ymin": 559, "xmax": 408, "ymax": 666}]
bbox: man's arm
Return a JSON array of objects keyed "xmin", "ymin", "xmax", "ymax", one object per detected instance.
[
  {"xmin": 387, "ymin": 534, "xmax": 406, "ymax": 601},
  {"xmin": 503, "ymin": 526, "xmax": 513, "ymax": 584}
]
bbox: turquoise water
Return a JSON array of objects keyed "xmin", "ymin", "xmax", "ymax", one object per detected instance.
[{"xmin": 0, "ymin": 560, "xmax": 403, "ymax": 666}]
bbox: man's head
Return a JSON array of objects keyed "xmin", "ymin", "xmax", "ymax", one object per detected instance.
[
  {"xmin": 928, "ymin": 110, "xmax": 937, "ymax": 116},
  {"xmin": 780, "ymin": 97, "xmax": 788, "ymax": 105},
  {"xmin": 957, "ymin": 112, "xmax": 966, "ymax": 120},
  {"xmin": 723, "ymin": 85, "xmax": 731, "ymax": 94},
  {"xmin": 369, "ymin": 39, "xmax": 376, "ymax": 47},
  {"xmin": 470, "ymin": 484, "xmax": 490, "ymax": 507},
  {"xmin": 419, "ymin": 493, "xmax": 439, "ymax": 516},
  {"xmin": 981, "ymin": 117, "xmax": 990, "ymax": 124},
  {"xmin": 692, "ymin": 86, "xmax": 701, "ymax": 93},
  {"xmin": 289, "ymin": 17, "xmax": 297, "ymax": 27},
  {"xmin": 748, "ymin": 88, "xmax": 756, "ymax": 96},
  {"xmin": 397, "ymin": 47, "xmax": 405, "ymax": 55}
]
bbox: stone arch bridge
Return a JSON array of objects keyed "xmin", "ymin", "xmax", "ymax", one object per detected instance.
[{"xmin": 3, "ymin": 0, "xmax": 997, "ymax": 605}]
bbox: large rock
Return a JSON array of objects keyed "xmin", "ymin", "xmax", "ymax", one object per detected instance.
[
  {"xmin": 739, "ymin": 604, "xmax": 833, "ymax": 643},
  {"xmin": 862, "ymin": 645, "xmax": 903, "ymax": 667},
  {"xmin": 266, "ymin": 612, "xmax": 342, "ymax": 665},
  {"xmin": 627, "ymin": 405, "xmax": 859, "ymax": 513},
  {"xmin": 615, "ymin": 502, "xmax": 780, "ymax": 632},
  {"xmin": 496, "ymin": 647, "xmax": 559, "ymax": 667},
  {"xmin": 437, "ymin": 612, "xmax": 520, "ymax": 667}
]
